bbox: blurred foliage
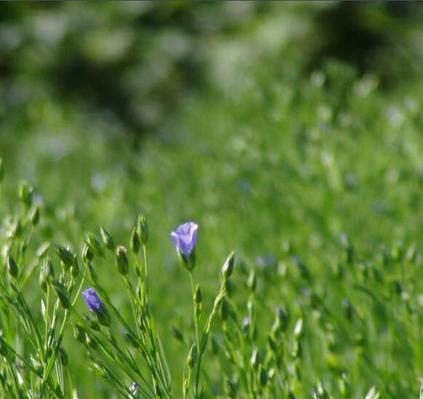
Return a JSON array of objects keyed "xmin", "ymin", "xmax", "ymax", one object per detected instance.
[{"xmin": 0, "ymin": 1, "xmax": 422, "ymax": 133}]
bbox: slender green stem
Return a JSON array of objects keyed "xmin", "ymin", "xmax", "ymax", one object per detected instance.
[{"xmin": 189, "ymin": 271, "xmax": 201, "ymax": 398}]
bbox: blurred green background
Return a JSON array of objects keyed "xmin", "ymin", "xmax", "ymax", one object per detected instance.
[{"xmin": 1, "ymin": 1, "xmax": 423, "ymax": 397}]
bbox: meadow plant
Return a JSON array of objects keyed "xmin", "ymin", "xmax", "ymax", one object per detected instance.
[
  {"xmin": 0, "ymin": 165, "xmax": 235, "ymax": 398},
  {"xmin": 0, "ymin": 157, "xmax": 422, "ymax": 398}
]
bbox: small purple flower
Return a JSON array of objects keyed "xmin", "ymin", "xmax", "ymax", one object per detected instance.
[
  {"xmin": 170, "ymin": 222, "xmax": 198, "ymax": 257},
  {"xmin": 82, "ymin": 287, "xmax": 103, "ymax": 312}
]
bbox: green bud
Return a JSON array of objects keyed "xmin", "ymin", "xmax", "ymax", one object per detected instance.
[
  {"xmin": 39, "ymin": 256, "xmax": 54, "ymax": 292},
  {"xmin": 82, "ymin": 244, "xmax": 94, "ymax": 264},
  {"xmin": 70, "ymin": 253, "xmax": 79, "ymax": 277},
  {"xmin": 18, "ymin": 181, "xmax": 33, "ymax": 208},
  {"xmin": 84, "ymin": 315, "xmax": 100, "ymax": 331},
  {"xmin": 194, "ymin": 284, "xmax": 202, "ymax": 320},
  {"xmin": 172, "ymin": 326, "xmax": 185, "ymax": 343},
  {"xmin": 294, "ymin": 318, "xmax": 303, "ymax": 337},
  {"xmin": 18, "ymin": 239, "xmax": 28, "ymax": 260},
  {"xmin": 222, "ymin": 251, "xmax": 235, "ymax": 279},
  {"xmin": 291, "ymin": 339, "xmax": 302, "ymax": 359},
  {"xmin": 130, "ymin": 227, "xmax": 140, "ymax": 254},
  {"xmin": 30, "ymin": 205, "xmax": 40, "ymax": 226},
  {"xmin": 250, "ymin": 348, "xmax": 259, "ymax": 369},
  {"xmin": 187, "ymin": 344, "xmax": 196, "ymax": 369},
  {"xmin": 6, "ymin": 254, "xmax": 18, "ymax": 278},
  {"xmin": 96, "ymin": 307, "xmax": 111, "ymax": 327},
  {"xmin": 100, "ymin": 227, "xmax": 115, "ymax": 251},
  {"xmin": 88, "ymin": 360, "xmax": 105, "ymax": 376},
  {"xmin": 194, "ymin": 285, "xmax": 202, "ymax": 305},
  {"xmin": 247, "ymin": 270, "xmax": 257, "ymax": 292},
  {"xmin": 267, "ymin": 334, "xmax": 278, "ymax": 352},
  {"xmin": 55, "ymin": 244, "xmax": 75, "ymax": 270},
  {"xmin": 73, "ymin": 324, "xmax": 86, "ymax": 343},
  {"xmin": 115, "ymin": 245, "xmax": 129, "ymax": 275},
  {"xmin": 53, "ymin": 281, "xmax": 70, "ymax": 309},
  {"xmin": 137, "ymin": 214, "xmax": 149, "ymax": 244},
  {"xmin": 85, "ymin": 233, "xmax": 104, "ymax": 257},
  {"xmin": 85, "ymin": 334, "xmax": 98, "ymax": 350},
  {"xmin": 7, "ymin": 220, "xmax": 22, "ymax": 239},
  {"xmin": 259, "ymin": 366, "xmax": 268, "ymax": 387},
  {"xmin": 275, "ymin": 306, "xmax": 289, "ymax": 333}
]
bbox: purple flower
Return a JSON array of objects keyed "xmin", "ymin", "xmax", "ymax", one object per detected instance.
[
  {"xmin": 170, "ymin": 222, "xmax": 198, "ymax": 257},
  {"xmin": 82, "ymin": 287, "xmax": 103, "ymax": 312}
]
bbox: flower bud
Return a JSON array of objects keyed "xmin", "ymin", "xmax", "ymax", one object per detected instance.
[
  {"xmin": 194, "ymin": 285, "xmax": 202, "ymax": 305},
  {"xmin": 130, "ymin": 227, "xmax": 140, "ymax": 254},
  {"xmin": 82, "ymin": 244, "xmax": 94, "ymax": 264},
  {"xmin": 30, "ymin": 205, "xmax": 40, "ymax": 226},
  {"xmin": 39, "ymin": 256, "xmax": 54, "ymax": 292},
  {"xmin": 274, "ymin": 306, "xmax": 289, "ymax": 333},
  {"xmin": 247, "ymin": 270, "xmax": 257, "ymax": 292},
  {"xmin": 222, "ymin": 251, "xmax": 235, "ymax": 280},
  {"xmin": 82, "ymin": 288, "xmax": 110, "ymax": 327},
  {"xmin": 55, "ymin": 245, "xmax": 75, "ymax": 271},
  {"xmin": 18, "ymin": 181, "xmax": 33, "ymax": 208},
  {"xmin": 172, "ymin": 326, "xmax": 185, "ymax": 343},
  {"xmin": 100, "ymin": 227, "xmax": 115, "ymax": 251},
  {"xmin": 53, "ymin": 281, "xmax": 71, "ymax": 309},
  {"xmin": 7, "ymin": 220, "xmax": 22, "ymax": 239},
  {"xmin": 115, "ymin": 245, "xmax": 129, "ymax": 276},
  {"xmin": 267, "ymin": 334, "xmax": 278, "ymax": 352},
  {"xmin": 73, "ymin": 323, "xmax": 86, "ymax": 343},
  {"xmin": 187, "ymin": 344, "xmax": 196, "ymax": 369},
  {"xmin": 85, "ymin": 334, "xmax": 98, "ymax": 350},
  {"xmin": 259, "ymin": 366, "xmax": 268, "ymax": 387},
  {"xmin": 294, "ymin": 318, "xmax": 303, "ymax": 337},
  {"xmin": 70, "ymin": 253, "xmax": 79, "ymax": 277},
  {"xmin": 250, "ymin": 348, "xmax": 259, "ymax": 370},
  {"xmin": 194, "ymin": 284, "xmax": 202, "ymax": 320},
  {"xmin": 170, "ymin": 222, "xmax": 198, "ymax": 271},
  {"xmin": 6, "ymin": 254, "xmax": 18, "ymax": 278},
  {"xmin": 137, "ymin": 214, "xmax": 149, "ymax": 244},
  {"xmin": 85, "ymin": 233, "xmax": 104, "ymax": 257}
]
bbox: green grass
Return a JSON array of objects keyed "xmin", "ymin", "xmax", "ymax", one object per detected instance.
[{"xmin": 1, "ymin": 57, "xmax": 423, "ymax": 398}]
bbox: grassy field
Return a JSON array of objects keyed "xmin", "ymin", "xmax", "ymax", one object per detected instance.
[{"xmin": 1, "ymin": 3, "xmax": 423, "ymax": 399}]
